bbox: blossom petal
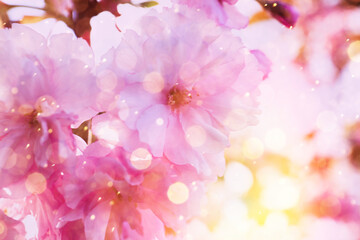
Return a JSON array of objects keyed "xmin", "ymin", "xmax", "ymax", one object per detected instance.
[
  {"xmin": 84, "ymin": 202, "xmax": 112, "ymax": 240},
  {"xmin": 164, "ymin": 115, "xmax": 208, "ymax": 173},
  {"xmin": 136, "ymin": 104, "xmax": 170, "ymax": 157},
  {"xmin": 118, "ymin": 84, "xmax": 163, "ymax": 129}
]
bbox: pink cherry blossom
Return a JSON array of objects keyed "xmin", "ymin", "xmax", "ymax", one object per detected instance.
[
  {"xmin": 0, "ymin": 24, "xmax": 98, "ymax": 187},
  {"xmin": 174, "ymin": 0, "xmax": 248, "ymax": 29},
  {"xmin": 101, "ymin": 8, "xmax": 268, "ymax": 175},
  {"xmin": 58, "ymin": 142, "xmax": 204, "ymax": 239},
  {"xmin": 0, "ymin": 158, "xmax": 79, "ymax": 239}
]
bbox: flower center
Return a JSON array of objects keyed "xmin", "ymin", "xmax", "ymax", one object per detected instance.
[
  {"xmin": 18, "ymin": 95, "xmax": 58, "ymax": 130},
  {"xmin": 27, "ymin": 110, "xmax": 40, "ymax": 127},
  {"xmin": 167, "ymin": 85, "xmax": 192, "ymax": 110},
  {"xmin": 35, "ymin": 95, "xmax": 59, "ymax": 116}
]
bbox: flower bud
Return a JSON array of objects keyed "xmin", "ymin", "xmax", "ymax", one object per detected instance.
[{"xmin": 263, "ymin": 1, "xmax": 299, "ymax": 28}]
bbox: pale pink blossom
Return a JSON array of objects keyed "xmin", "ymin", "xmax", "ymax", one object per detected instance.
[
  {"xmin": 103, "ymin": 8, "xmax": 268, "ymax": 175},
  {"xmin": 0, "ymin": 25, "xmax": 98, "ymax": 187},
  {"xmin": 0, "ymin": 156, "xmax": 81, "ymax": 239},
  {"xmin": 58, "ymin": 142, "xmax": 204, "ymax": 239},
  {"xmin": 174, "ymin": 0, "xmax": 248, "ymax": 29}
]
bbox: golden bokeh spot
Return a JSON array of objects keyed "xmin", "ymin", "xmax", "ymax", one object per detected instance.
[
  {"xmin": 143, "ymin": 72, "xmax": 165, "ymax": 94},
  {"xmin": 242, "ymin": 137, "xmax": 264, "ymax": 160},
  {"xmin": 167, "ymin": 182, "xmax": 189, "ymax": 205},
  {"xmin": 35, "ymin": 95, "xmax": 57, "ymax": 116},
  {"xmin": 185, "ymin": 125, "xmax": 207, "ymax": 148},
  {"xmin": 25, "ymin": 172, "xmax": 47, "ymax": 194},
  {"xmin": 0, "ymin": 220, "xmax": 7, "ymax": 239},
  {"xmin": 130, "ymin": 148, "xmax": 152, "ymax": 170},
  {"xmin": 347, "ymin": 40, "xmax": 360, "ymax": 62},
  {"xmin": 11, "ymin": 87, "xmax": 18, "ymax": 95},
  {"xmin": 107, "ymin": 181, "xmax": 113, "ymax": 187}
]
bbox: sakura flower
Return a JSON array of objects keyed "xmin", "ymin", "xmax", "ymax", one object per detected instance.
[
  {"xmin": 0, "ymin": 166, "xmax": 73, "ymax": 239},
  {"xmin": 0, "ymin": 25, "xmax": 97, "ymax": 187},
  {"xmin": 58, "ymin": 142, "xmax": 204, "ymax": 239},
  {"xmin": 105, "ymin": 8, "xmax": 268, "ymax": 175},
  {"xmin": 174, "ymin": 0, "xmax": 248, "ymax": 29}
]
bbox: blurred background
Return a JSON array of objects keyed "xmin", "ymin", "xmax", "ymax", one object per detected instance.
[{"xmin": 184, "ymin": 1, "xmax": 360, "ymax": 239}]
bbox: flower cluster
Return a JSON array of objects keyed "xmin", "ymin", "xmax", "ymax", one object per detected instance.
[{"xmin": 0, "ymin": 1, "xmax": 269, "ymax": 239}]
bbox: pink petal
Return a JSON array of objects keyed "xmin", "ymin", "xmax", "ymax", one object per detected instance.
[
  {"xmin": 60, "ymin": 220, "xmax": 86, "ymax": 240},
  {"xmin": 163, "ymin": 115, "xmax": 208, "ymax": 173},
  {"xmin": 223, "ymin": 2, "xmax": 249, "ymax": 29},
  {"xmin": 250, "ymin": 49, "xmax": 272, "ymax": 79},
  {"xmin": 136, "ymin": 104, "xmax": 170, "ymax": 157},
  {"xmin": 118, "ymin": 84, "xmax": 163, "ymax": 129},
  {"xmin": 201, "ymin": 88, "xmax": 259, "ymax": 131},
  {"xmin": 121, "ymin": 209, "xmax": 166, "ymax": 240},
  {"xmin": 84, "ymin": 202, "xmax": 112, "ymax": 240},
  {"xmin": 180, "ymin": 107, "xmax": 229, "ymax": 154}
]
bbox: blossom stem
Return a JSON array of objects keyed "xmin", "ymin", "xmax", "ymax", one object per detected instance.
[
  {"xmin": 87, "ymin": 119, "xmax": 93, "ymax": 145},
  {"xmin": 2, "ymin": 3, "xmax": 73, "ymax": 29}
]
